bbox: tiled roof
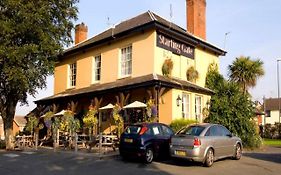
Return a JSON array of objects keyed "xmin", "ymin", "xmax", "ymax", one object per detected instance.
[
  {"xmin": 35, "ymin": 74, "xmax": 213, "ymax": 104},
  {"xmin": 264, "ymin": 98, "xmax": 281, "ymax": 111},
  {"xmin": 63, "ymin": 11, "xmax": 225, "ymax": 57},
  {"xmin": 14, "ymin": 116, "xmax": 27, "ymax": 126},
  {"xmin": 0, "ymin": 116, "xmax": 27, "ymax": 126}
]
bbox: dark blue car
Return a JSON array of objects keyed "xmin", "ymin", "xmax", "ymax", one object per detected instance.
[{"xmin": 119, "ymin": 122, "xmax": 174, "ymax": 163}]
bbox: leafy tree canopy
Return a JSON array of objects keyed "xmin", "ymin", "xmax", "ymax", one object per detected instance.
[
  {"xmin": 205, "ymin": 63, "xmax": 262, "ymax": 148},
  {"xmin": 0, "ymin": 0, "xmax": 79, "ymax": 149}
]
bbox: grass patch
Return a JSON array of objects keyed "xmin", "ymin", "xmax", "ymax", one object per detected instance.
[{"xmin": 263, "ymin": 138, "xmax": 281, "ymax": 147}]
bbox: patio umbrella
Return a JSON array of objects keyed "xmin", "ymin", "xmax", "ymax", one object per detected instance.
[
  {"xmin": 123, "ymin": 101, "xmax": 147, "ymax": 109},
  {"xmin": 99, "ymin": 103, "xmax": 114, "ymax": 110},
  {"xmin": 54, "ymin": 110, "xmax": 67, "ymax": 116}
]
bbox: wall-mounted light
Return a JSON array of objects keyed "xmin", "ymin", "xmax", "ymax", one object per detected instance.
[{"xmin": 176, "ymin": 95, "xmax": 182, "ymax": 107}]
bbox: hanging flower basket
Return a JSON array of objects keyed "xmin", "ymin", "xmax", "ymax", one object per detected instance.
[
  {"xmin": 162, "ymin": 59, "xmax": 174, "ymax": 77},
  {"xmin": 186, "ymin": 66, "xmax": 199, "ymax": 82}
]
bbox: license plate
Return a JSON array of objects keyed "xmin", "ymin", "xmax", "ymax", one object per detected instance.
[
  {"xmin": 124, "ymin": 138, "xmax": 133, "ymax": 143},
  {"xmin": 175, "ymin": 150, "xmax": 186, "ymax": 156}
]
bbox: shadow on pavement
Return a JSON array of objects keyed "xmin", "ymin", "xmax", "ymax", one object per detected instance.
[{"xmin": 244, "ymin": 152, "xmax": 281, "ymax": 164}]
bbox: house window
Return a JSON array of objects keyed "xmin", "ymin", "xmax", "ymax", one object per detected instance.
[
  {"xmin": 195, "ymin": 96, "xmax": 202, "ymax": 121},
  {"xmin": 182, "ymin": 93, "xmax": 190, "ymax": 119},
  {"xmin": 93, "ymin": 55, "xmax": 101, "ymax": 82},
  {"xmin": 69, "ymin": 62, "xmax": 77, "ymax": 87},
  {"xmin": 120, "ymin": 45, "xmax": 132, "ymax": 77}
]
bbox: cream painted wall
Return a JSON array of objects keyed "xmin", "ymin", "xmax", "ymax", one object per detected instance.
[
  {"xmin": 168, "ymin": 89, "xmax": 210, "ymax": 123},
  {"xmin": 266, "ymin": 110, "xmax": 281, "ymax": 124},
  {"xmin": 159, "ymin": 90, "xmax": 173, "ymax": 124},
  {"xmin": 55, "ymin": 29, "xmax": 220, "ymax": 95},
  {"xmin": 54, "ymin": 30, "xmax": 155, "ymax": 94},
  {"xmin": 194, "ymin": 48, "xmax": 220, "ymax": 87},
  {"xmin": 154, "ymin": 44, "xmax": 219, "ymax": 88}
]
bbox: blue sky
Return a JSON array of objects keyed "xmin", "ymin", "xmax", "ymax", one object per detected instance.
[{"xmin": 16, "ymin": 0, "xmax": 281, "ymax": 115}]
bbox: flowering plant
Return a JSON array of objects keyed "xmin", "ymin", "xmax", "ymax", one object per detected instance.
[{"xmin": 146, "ymin": 99, "xmax": 157, "ymax": 122}]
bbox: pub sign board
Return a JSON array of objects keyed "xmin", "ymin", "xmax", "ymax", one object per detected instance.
[{"xmin": 157, "ymin": 33, "xmax": 195, "ymax": 59}]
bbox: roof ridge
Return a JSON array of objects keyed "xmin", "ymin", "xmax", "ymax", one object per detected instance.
[{"xmin": 148, "ymin": 10, "xmax": 157, "ymax": 21}]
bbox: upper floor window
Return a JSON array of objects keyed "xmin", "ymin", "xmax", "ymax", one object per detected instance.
[
  {"xmin": 69, "ymin": 62, "xmax": 77, "ymax": 87},
  {"xmin": 182, "ymin": 93, "xmax": 190, "ymax": 119},
  {"xmin": 93, "ymin": 55, "xmax": 101, "ymax": 82},
  {"xmin": 120, "ymin": 45, "xmax": 132, "ymax": 77},
  {"xmin": 195, "ymin": 96, "xmax": 202, "ymax": 121}
]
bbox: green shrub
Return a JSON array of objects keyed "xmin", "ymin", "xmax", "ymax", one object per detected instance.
[
  {"xmin": 169, "ymin": 118, "xmax": 196, "ymax": 132},
  {"xmin": 263, "ymin": 123, "xmax": 281, "ymax": 139}
]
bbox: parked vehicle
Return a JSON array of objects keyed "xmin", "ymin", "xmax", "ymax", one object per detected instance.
[
  {"xmin": 170, "ymin": 123, "xmax": 242, "ymax": 167},
  {"xmin": 119, "ymin": 122, "xmax": 174, "ymax": 163}
]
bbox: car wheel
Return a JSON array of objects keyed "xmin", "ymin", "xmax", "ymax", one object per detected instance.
[
  {"xmin": 144, "ymin": 148, "xmax": 154, "ymax": 163},
  {"xmin": 233, "ymin": 144, "xmax": 242, "ymax": 160},
  {"xmin": 204, "ymin": 149, "xmax": 214, "ymax": 167}
]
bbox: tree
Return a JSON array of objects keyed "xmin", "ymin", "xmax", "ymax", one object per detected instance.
[
  {"xmin": 228, "ymin": 56, "xmax": 264, "ymax": 93},
  {"xmin": 0, "ymin": 0, "xmax": 79, "ymax": 150},
  {"xmin": 205, "ymin": 64, "xmax": 262, "ymax": 148},
  {"xmin": 205, "ymin": 63, "xmax": 224, "ymax": 90}
]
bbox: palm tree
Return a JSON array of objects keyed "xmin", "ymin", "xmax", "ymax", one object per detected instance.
[{"xmin": 228, "ymin": 56, "xmax": 264, "ymax": 93}]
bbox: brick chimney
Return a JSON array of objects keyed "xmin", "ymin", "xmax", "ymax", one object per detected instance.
[
  {"xmin": 186, "ymin": 0, "xmax": 206, "ymax": 40},
  {"xmin": 75, "ymin": 22, "xmax": 88, "ymax": 44}
]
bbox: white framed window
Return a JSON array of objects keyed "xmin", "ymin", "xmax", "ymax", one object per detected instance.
[
  {"xmin": 93, "ymin": 55, "xmax": 101, "ymax": 82},
  {"xmin": 195, "ymin": 96, "xmax": 202, "ymax": 121},
  {"xmin": 182, "ymin": 93, "xmax": 190, "ymax": 119},
  {"xmin": 120, "ymin": 45, "xmax": 132, "ymax": 77},
  {"xmin": 68, "ymin": 62, "xmax": 77, "ymax": 88}
]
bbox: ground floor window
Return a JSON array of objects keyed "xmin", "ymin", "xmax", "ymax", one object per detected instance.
[
  {"xmin": 182, "ymin": 93, "xmax": 190, "ymax": 119},
  {"xmin": 195, "ymin": 96, "xmax": 202, "ymax": 121}
]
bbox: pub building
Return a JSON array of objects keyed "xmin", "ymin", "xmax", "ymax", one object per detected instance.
[{"xmin": 35, "ymin": 0, "xmax": 226, "ymax": 133}]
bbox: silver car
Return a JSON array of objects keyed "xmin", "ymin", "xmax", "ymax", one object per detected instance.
[{"xmin": 170, "ymin": 123, "xmax": 242, "ymax": 167}]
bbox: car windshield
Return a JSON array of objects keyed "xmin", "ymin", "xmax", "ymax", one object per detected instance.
[
  {"xmin": 124, "ymin": 125, "xmax": 142, "ymax": 134},
  {"xmin": 177, "ymin": 126, "xmax": 205, "ymax": 136}
]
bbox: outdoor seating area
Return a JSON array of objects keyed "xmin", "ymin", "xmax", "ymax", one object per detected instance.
[
  {"xmin": 15, "ymin": 135, "xmax": 34, "ymax": 149},
  {"xmin": 19, "ymin": 100, "xmax": 153, "ymax": 155}
]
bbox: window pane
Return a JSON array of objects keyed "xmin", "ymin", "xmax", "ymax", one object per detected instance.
[
  {"xmin": 121, "ymin": 45, "xmax": 132, "ymax": 76},
  {"xmin": 182, "ymin": 93, "xmax": 190, "ymax": 119},
  {"xmin": 177, "ymin": 126, "xmax": 205, "ymax": 136},
  {"xmin": 94, "ymin": 55, "xmax": 101, "ymax": 81},
  {"xmin": 69, "ymin": 62, "xmax": 77, "ymax": 87}
]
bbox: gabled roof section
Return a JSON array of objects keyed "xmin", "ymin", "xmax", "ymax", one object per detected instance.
[
  {"xmin": 14, "ymin": 116, "xmax": 27, "ymax": 127},
  {"xmin": 265, "ymin": 98, "xmax": 281, "ymax": 111},
  {"xmin": 0, "ymin": 116, "xmax": 27, "ymax": 126},
  {"xmin": 62, "ymin": 11, "xmax": 226, "ymax": 58}
]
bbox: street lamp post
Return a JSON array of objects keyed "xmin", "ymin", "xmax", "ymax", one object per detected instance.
[{"xmin": 277, "ymin": 59, "xmax": 281, "ymax": 137}]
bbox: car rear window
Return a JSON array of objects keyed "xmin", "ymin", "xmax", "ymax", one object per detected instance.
[
  {"xmin": 177, "ymin": 126, "xmax": 205, "ymax": 136},
  {"xmin": 124, "ymin": 125, "xmax": 141, "ymax": 134}
]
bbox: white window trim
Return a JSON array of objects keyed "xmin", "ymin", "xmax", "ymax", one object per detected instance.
[
  {"xmin": 92, "ymin": 54, "xmax": 101, "ymax": 83},
  {"xmin": 68, "ymin": 62, "xmax": 77, "ymax": 89},
  {"xmin": 182, "ymin": 93, "xmax": 190, "ymax": 119},
  {"xmin": 119, "ymin": 45, "xmax": 132, "ymax": 79},
  {"xmin": 195, "ymin": 95, "xmax": 202, "ymax": 121}
]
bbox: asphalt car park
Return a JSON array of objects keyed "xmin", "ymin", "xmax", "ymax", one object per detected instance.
[{"xmin": 0, "ymin": 146, "xmax": 280, "ymax": 175}]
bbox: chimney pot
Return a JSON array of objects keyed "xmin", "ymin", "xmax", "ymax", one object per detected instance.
[
  {"xmin": 186, "ymin": 0, "xmax": 206, "ymax": 40},
  {"xmin": 75, "ymin": 22, "xmax": 88, "ymax": 44}
]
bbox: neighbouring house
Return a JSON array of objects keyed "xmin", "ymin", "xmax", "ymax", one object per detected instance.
[
  {"xmin": 264, "ymin": 98, "xmax": 281, "ymax": 125},
  {"xmin": 0, "ymin": 116, "xmax": 27, "ymax": 140},
  {"xmin": 254, "ymin": 101, "xmax": 265, "ymax": 126},
  {"xmin": 34, "ymin": 0, "xmax": 226, "ymax": 132}
]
